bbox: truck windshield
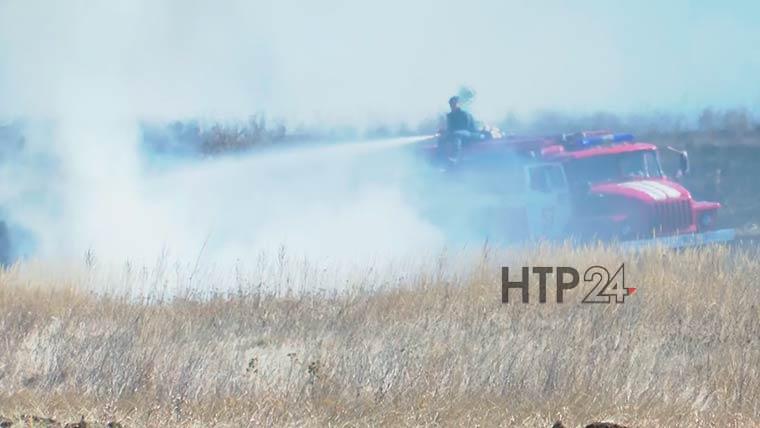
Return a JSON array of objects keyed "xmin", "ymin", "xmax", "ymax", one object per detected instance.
[{"xmin": 564, "ymin": 150, "xmax": 663, "ymax": 185}]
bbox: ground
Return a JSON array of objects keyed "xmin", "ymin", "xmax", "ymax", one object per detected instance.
[{"xmin": 0, "ymin": 244, "xmax": 757, "ymax": 427}]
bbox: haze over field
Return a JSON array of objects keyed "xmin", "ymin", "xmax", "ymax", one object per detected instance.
[{"xmin": 0, "ymin": 1, "xmax": 759, "ymax": 265}]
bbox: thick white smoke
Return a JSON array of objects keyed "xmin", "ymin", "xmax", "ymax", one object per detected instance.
[{"xmin": 0, "ymin": 1, "xmax": 451, "ymax": 269}]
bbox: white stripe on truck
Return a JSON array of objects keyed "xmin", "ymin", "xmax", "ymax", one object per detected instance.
[
  {"xmin": 618, "ymin": 180, "xmax": 681, "ymax": 200},
  {"xmin": 619, "ymin": 181, "xmax": 667, "ymax": 200}
]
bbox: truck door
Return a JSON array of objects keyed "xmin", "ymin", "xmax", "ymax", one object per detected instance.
[{"xmin": 524, "ymin": 163, "xmax": 571, "ymax": 239}]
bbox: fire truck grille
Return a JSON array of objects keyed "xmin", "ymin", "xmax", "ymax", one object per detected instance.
[{"xmin": 652, "ymin": 200, "xmax": 692, "ymax": 233}]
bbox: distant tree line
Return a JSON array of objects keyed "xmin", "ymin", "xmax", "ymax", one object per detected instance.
[
  {"xmin": 2, "ymin": 107, "xmax": 760, "ymax": 159},
  {"xmin": 140, "ymin": 107, "xmax": 760, "ymax": 156}
]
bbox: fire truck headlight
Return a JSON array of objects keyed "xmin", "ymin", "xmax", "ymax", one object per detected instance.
[{"xmin": 699, "ymin": 212, "xmax": 715, "ymax": 229}]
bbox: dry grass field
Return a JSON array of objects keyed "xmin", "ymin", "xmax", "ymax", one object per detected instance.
[{"xmin": 0, "ymin": 244, "xmax": 758, "ymax": 427}]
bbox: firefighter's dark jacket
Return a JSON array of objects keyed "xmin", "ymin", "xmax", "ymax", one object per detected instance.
[{"xmin": 446, "ymin": 108, "xmax": 476, "ymax": 132}]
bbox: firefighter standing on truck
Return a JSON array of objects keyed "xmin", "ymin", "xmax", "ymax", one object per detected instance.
[
  {"xmin": 441, "ymin": 96, "xmax": 480, "ymax": 163},
  {"xmin": 446, "ymin": 96, "xmax": 476, "ymax": 134}
]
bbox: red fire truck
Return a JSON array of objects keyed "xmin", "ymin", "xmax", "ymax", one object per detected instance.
[{"xmin": 415, "ymin": 130, "xmax": 734, "ymax": 247}]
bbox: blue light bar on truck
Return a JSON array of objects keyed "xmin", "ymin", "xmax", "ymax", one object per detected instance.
[{"xmin": 562, "ymin": 132, "xmax": 635, "ymax": 148}]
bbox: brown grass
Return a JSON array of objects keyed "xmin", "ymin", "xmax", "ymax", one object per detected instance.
[{"xmin": 0, "ymin": 244, "xmax": 758, "ymax": 427}]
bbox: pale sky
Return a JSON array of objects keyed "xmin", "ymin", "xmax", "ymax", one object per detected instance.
[{"xmin": 1, "ymin": 0, "xmax": 759, "ymax": 124}]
